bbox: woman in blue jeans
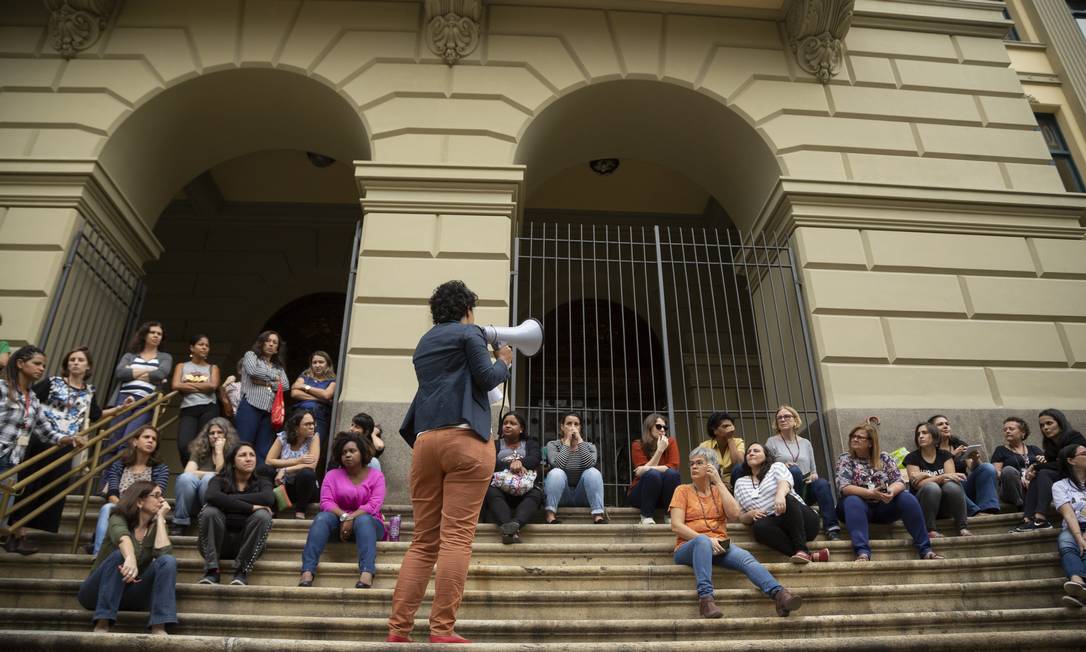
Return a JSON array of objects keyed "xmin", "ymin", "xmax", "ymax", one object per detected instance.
[
  {"xmin": 670, "ymin": 446, "xmax": 802, "ymax": 619},
  {"xmin": 234, "ymin": 331, "xmax": 290, "ymax": 462},
  {"xmin": 78, "ymin": 480, "xmax": 177, "ymax": 635},
  {"xmin": 1053, "ymin": 442, "xmax": 1086, "ymax": 608},
  {"xmin": 929, "ymin": 414, "xmax": 999, "ymax": 515},
  {"xmin": 543, "ymin": 413, "xmax": 607, "ymax": 524},
  {"xmin": 171, "ymin": 417, "xmax": 239, "ymax": 535},
  {"xmin": 298, "ymin": 432, "xmax": 385, "ymax": 589},
  {"xmin": 628, "ymin": 413, "xmax": 681, "ymax": 525},
  {"xmin": 92, "ymin": 426, "xmax": 170, "ymax": 554},
  {"xmin": 835, "ymin": 423, "xmax": 943, "ymax": 562}
]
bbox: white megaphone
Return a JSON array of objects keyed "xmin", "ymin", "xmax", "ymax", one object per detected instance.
[{"xmin": 482, "ymin": 319, "xmax": 543, "ymax": 357}]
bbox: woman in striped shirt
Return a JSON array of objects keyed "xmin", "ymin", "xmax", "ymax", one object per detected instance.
[
  {"xmin": 234, "ymin": 331, "xmax": 290, "ymax": 463},
  {"xmin": 733, "ymin": 443, "xmax": 828, "ymax": 563},
  {"xmin": 543, "ymin": 412, "xmax": 606, "ymax": 524},
  {"xmin": 91, "ymin": 425, "xmax": 170, "ymax": 555},
  {"xmin": 108, "ymin": 322, "xmax": 172, "ymax": 450}
]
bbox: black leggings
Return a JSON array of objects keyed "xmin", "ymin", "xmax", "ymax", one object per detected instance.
[
  {"xmin": 1023, "ymin": 468, "xmax": 1061, "ymax": 520},
  {"xmin": 485, "ymin": 485, "xmax": 543, "ymax": 526},
  {"xmin": 750, "ymin": 494, "xmax": 820, "ymax": 556},
  {"xmin": 285, "ymin": 469, "xmax": 319, "ymax": 514},
  {"xmin": 177, "ymin": 402, "xmax": 220, "ymax": 465}
]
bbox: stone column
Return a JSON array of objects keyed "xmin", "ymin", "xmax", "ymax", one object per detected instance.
[
  {"xmin": 1029, "ymin": 1, "xmax": 1086, "ymax": 132},
  {"xmin": 340, "ymin": 162, "xmax": 525, "ymax": 505}
]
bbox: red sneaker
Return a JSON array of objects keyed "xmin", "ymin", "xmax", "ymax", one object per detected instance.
[
  {"xmin": 430, "ymin": 633, "xmax": 472, "ymax": 643},
  {"xmin": 385, "ymin": 634, "xmax": 412, "ymax": 643}
]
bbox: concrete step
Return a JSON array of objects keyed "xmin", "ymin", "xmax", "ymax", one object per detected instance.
[
  {"xmin": 0, "ymin": 606, "xmax": 1078, "ymax": 642},
  {"xmin": 0, "ymin": 552, "xmax": 1064, "ymax": 590},
  {"xmin": 0, "ymin": 577, "xmax": 1068, "ymax": 620},
  {"xmin": 2, "ymin": 630, "xmax": 1084, "ymax": 651},
  {"xmin": 24, "ymin": 528, "xmax": 1059, "ymax": 565}
]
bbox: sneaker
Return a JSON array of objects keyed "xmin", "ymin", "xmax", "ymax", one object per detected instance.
[
  {"xmin": 1061, "ymin": 595, "xmax": 1084, "ymax": 608},
  {"xmin": 1065, "ymin": 581, "xmax": 1086, "ymax": 602},
  {"xmin": 500, "ymin": 521, "xmax": 520, "ymax": 545},
  {"xmin": 1011, "ymin": 520, "xmax": 1051, "ymax": 533},
  {"xmin": 789, "ymin": 551, "xmax": 812, "ymax": 564},
  {"xmin": 810, "ymin": 548, "xmax": 830, "ymax": 563},
  {"xmin": 198, "ymin": 571, "xmax": 220, "ymax": 585},
  {"xmin": 230, "ymin": 573, "xmax": 248, "ymax": 586},
  {"xmin": 639, "ymin": 516, "xmax": 656, "ymax": 525},
  {"xmin": 825, "ymin": 527, "xmax": 841, "ymax": 541}
]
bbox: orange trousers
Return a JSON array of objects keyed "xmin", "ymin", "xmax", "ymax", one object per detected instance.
[{"xmin": 387, "ymin": 427, "xmax": 492, "ymax": 637}]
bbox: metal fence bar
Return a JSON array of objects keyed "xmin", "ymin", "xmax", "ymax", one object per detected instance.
[{"xmin": 652, "ymin": 225, "xmax": 676, "ymax": 435}]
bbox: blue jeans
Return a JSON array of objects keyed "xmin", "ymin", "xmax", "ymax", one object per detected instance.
[
  {"xmin": 1058, "ymin": 528, "xmax": 1086, "ymax": 580},
  {"xmin": 301, "ymin": 511, "xmax": 385, "ymax": 575},
  {"xmin": 77, "ymin": 549, "xmax": 178, "ymax": 628},
  {"xmin": 838, "ymin": 493, "xmax": 932, "ymax": 558},
  {"xmin": 235, "ymin": 399, "xmax": 275, "ymax": 462},
  {"xmin": 92, "ymin": 503, "xmax": 116, "ymax": 554},
  {"xmin": 673, "ymin": 535, "xmax": 781, "ymax": 598},
  {"xmin": 963, "ymin": 463, "xmax": 999, "ymax": 514},
  {"xmin": 544, "ymin": 467, "xmax": 605, "ymax": 515},
  {"xmin": 628, "ymin": 468, "xmax": 681, "ymax": 518},
  {"xmin": 106, "ymin": 391, "xmax": 153, "ymax": 451},
  {"xmin": 787, "ymin": 466, "xmax": 839, "ymax": 531},
  {"xmin": 173, "ymin": 472, "xmax": 213, "ymax": 526}
]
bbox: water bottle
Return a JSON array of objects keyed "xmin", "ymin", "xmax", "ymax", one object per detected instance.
[{"xmin": 389, "ymin": 515, "xmax": 401, "ymax": 542}]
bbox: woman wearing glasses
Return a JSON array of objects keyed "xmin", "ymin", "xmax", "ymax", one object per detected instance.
[
  {"xmin": 835, "ymin": 423, "xmax": 942, "ymax": 562},
  {"xmin": 629, "ymin": 413, "xmax": 681, "ymax": 525},
  {"xmin": 764, "ymin": 405, "xmax": 841, "ymax": 540},
  {"xmin": 77, "ymin": 481, "xmax": 177, "ymax": 635},
  {"xmin": 1052, "ymin": 443, "xmax": 1086, "ymax": 608}
]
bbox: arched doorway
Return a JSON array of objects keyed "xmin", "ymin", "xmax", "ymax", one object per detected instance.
[{"xmin": 262, "ymin": 292, "xmax": 347, "ymax": 382}]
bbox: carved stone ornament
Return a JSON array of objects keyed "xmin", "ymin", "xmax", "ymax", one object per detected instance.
[
  {"xmin": 424, "ymin": 0, "xmax": 482, "ymax": 66},
  {"xmin": 44, "ymin": 0, "xmax": 117, "ymax": 59},
  {"xmin": 784, "ymin": 0, "xmax": 854, "ymax": 84}
]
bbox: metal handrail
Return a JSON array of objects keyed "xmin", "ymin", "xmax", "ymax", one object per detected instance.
[{"xmin": 0, "ymin": 391, "xmax": 178, "ymax": 552}]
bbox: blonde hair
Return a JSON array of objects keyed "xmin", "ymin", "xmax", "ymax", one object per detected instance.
[
  {"xmin": 848, "ymin": 423, "xmax": 881, "ymax": 464},
  {"xmin": 773, "ymin": 405, "xmax": 802, "ymax": 435}
]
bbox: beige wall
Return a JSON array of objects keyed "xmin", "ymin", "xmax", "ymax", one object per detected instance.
[{"xmin": 0, "ymin": 0, "xmax": 1084, "ymax": 465}]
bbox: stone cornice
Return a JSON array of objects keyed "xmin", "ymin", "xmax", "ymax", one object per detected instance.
[
  {"xmin": 851, "ymin": 0, "xmax": 1012, "ymax": 38},
  {"xmin": 356, "ymin": 161, "xmax": 525, "ymax": 210},
  {"xmin": 0, "ymin": 159, "xmax": 161, "ymax": 269},
  {"xmin": 753, "ymin": 178, "xmax": 1086, "ymax": 243},
  {"xmin": 43, "ymin": 0, "xmax": 120, "ymax": 59}
]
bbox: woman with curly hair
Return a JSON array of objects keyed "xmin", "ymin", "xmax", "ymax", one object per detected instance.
[{"xmin": 170, "ymin": 417, "xmax": 239, "ymax": 535}]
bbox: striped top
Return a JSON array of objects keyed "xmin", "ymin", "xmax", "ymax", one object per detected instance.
[
  {"xmin": 732, "ymin": 462, "xmax": 802, "ymax": 516},
  {"xmin": 239, "ymin": 351, "xmax": 289, "ymax": 412},
  {"xmin": 103, "ymin": 458, "xmax": 170, "ymax": 499},
  {"xmin": 545, "ymin": 439, "xmax": 598, "ymax": 488},
  {"xmin": 113, "ymin": 352, "xmax": 173, "ymax": 402}
]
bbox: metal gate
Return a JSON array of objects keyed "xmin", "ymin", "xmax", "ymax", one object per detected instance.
[
  {"xmin": 510, "ymin": 222, "xmax": 829, "ymax": 506},
  {"xmin": 39, "ymin": 222, "xmax": 145, "ymax": 396}
]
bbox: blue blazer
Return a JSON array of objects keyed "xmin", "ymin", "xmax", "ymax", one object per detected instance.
[{"xmin": 399, "ymin": 321, "xmax": 509, "ymax": 448}]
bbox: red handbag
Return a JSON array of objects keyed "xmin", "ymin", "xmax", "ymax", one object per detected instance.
[{"xmin": 270, "ymin": 382, "xmax": 285, "ymax": 429}]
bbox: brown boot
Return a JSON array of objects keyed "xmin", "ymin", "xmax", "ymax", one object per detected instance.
[
  {"xmin": 698, "ymin": 596, "xmax": 723, "ymax": 619},
  {"xmin": 773, "ymin": 587, "xmax": 803, "ymax": 617}
]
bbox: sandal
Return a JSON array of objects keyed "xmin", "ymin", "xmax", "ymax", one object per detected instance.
[
  {"xmin": 855, "ymin": 554, "xmax": 871, "ymax": 562},
  {"xmin": 545, "ymin": 516, "xmax": 562, "ymax": 525},
  {"xmin": 593, "ymin": 514, "xmax": 609, "ymax": 525},
  {"xmin": 922, "ymin": 551, "xmax": 945, "ymax": 560},
  {"xmin": 298, "ymin": 571, "xmax": 314, "ymax": 587},
  {"xmin": 958, "ymin": 528, "xmax": 973, "ymax": 537}
]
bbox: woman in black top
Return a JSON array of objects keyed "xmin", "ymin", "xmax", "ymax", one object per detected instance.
[
  {"xmin": 196, "ymin": 442, "xmax": 275, "ymax": 585},
  {"xmin": 904, "ymin": 423, "xmax": 970, "ymax": 539},
  {"xmin": 1013, "ymin": 409, "xmax": 1086, "ymax": 532},
  {"xmin": 484, "ymin": 412, "xmax": 543, "ymax": 544},
  {"xmin": 990, "ymin": 417, "xmax": 1043, "ymax": 509}
]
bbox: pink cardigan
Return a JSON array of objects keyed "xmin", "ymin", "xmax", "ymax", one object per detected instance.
[{"xmin": 319, "ymin": 467, "xmax": 385, "ymax": 519}]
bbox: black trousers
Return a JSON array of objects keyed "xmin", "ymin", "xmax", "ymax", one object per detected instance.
[
  {"xmin": 177, "ymin": 403, "xmax": 220, "ymax": 465},
  {"xmin": 750, "ymin": 494, "xmax": 820, "ymax": 556},
  {"xmin": 284, "ymin": 468, "xmax": 319, "ymax": 514},
  {"xmin": 485, "ymin": 485, "xmax": 543, "ymax": 526},
  {"xmin": 197, "ymin": 505, "xmax": 273, "ymax": 574},
  {"xmin": 1023, "ymin": 468, "xmax": 1061, "ymax": 519}
]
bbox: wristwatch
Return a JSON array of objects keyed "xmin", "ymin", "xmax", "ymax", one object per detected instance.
[
  {"xmin": 304, "ymin": 384, "xmax": 311, "ymax": 391},
  {"xmin": 339, "ymin": 513, "xmax": 350, "ymax": 522}
]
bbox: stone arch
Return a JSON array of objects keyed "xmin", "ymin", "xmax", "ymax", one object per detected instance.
[
  {"xmin": 98, "ymin": 67, "xmax": 371, "ymax": 228},
  {"xmin": 514, "ymin": 79, "xmax": 782, "ymax": 232}
]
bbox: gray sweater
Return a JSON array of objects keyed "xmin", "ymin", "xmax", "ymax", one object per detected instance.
[{"xmin": 764, "ymin": 435, "xmax": 817, "ymax": 476}]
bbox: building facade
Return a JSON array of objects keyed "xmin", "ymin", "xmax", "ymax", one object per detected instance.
[{"xmin": 1, "ymin": 0, "xmax": 1085, "ymax": 503}]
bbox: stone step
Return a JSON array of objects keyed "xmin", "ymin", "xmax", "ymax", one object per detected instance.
[
  {"xmin": 0, "ymin": 606, "xmax": 1078, "ymax": 642},
  {"xmin": 1, "ymin": 552, "xmax": 1063, "ymax": 590},
  {"xmin": 2, "ymin": 630, "xmax": 1085, "ymax": 652},
  {"xmin": 25, "ymin": 528, "xmax": 1058, "ymax": 565},
  {"xmin": 0, "ymin": 577, "xmax": 1067, "ymax": 620}
]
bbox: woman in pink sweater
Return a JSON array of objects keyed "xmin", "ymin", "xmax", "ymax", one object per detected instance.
[{"xmin": 297, "ymin": 432, "xmax": 385, "ymax": 588}]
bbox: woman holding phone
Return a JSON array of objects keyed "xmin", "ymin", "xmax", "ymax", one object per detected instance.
[{"xmin": 929, "ymin": 415, "xmax": 999, "ymax": 515}]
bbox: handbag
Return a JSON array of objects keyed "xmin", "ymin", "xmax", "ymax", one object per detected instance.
[
  {"xmin": 272, "ymin": 484, "xmax": 292, "ymax": 511},
  {"xmin": 270, "ymin": 382, "xmax": 285, "ymax": 430},
  {"xmin": 490, "ymin": 468, "xmax": 537, "ymax": 496}
]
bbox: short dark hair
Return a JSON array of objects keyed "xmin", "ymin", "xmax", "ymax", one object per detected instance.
[
  {"xmin": 189, "ymin": 334, "xmax": 209, "ymax": 347},
  {"xmin": 913, "ymin": 422, "xmax": 937, "ymax": 450},
  {"xmin": 1058, "ymin": 442, "xmax": 1084, "ymax": 477},
  {"xmin": 122, "ymin": 425, "xmax": 162, "ymax": 467},
  {"xmin": 331, "ymin": 431, "xmax": 373, "ymax": 469},
  {"xmin": 429, "ymin": 280, "xmax": 478, "ymax": 324},
  {"xmin": 127, "ymin": 321, "xmax": 163, "ymax": 354},
  {"xmin": 1003, "ymin": 416, "xmax": 1030, "ymax": 440},
  {"xmin": 250, "ymin": 330, "xmax": 285, "ymax": 368},
  {"xmin": 5, "ymin": 345, "xmax": 45, "ymax": 400},
  {"xmin": 351, "ymin": 412, "xmax": 375, "ymax": 437},
  {"xmin": 706, "ymin": 412, "xmax": 736, "ymax": 438},
  {"xmin": 739, "ymin": 443, "xmax": 776, "ymax": 482},
  {"xmin": 500, "ymin": 411, "xmax": 527, "ymax": 434}
]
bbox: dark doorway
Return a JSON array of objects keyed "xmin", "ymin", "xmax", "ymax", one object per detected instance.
[{"xmin": 262, "ymin": 292, "xmax": 346, "ymax": 381}]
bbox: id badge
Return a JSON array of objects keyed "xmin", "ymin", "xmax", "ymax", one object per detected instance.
[{"xmin": 16, "ymin": 435, "xmax": 29, "ymax": 448}]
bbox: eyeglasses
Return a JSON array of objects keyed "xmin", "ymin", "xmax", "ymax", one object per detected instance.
[
  {"xmin": 776, "ymin": 415, "xmax": 794, "ymax": 421},
  {"xmin": 689, "ymin": 459, "xmax": 707, "ymax": 468},
  {"xmin": 849, "ymin": 434, "xmax": 870, "ymax": 442},
  {"xmin": 654, "ymin": 424, "xmax": 668, "ymax": 431}
]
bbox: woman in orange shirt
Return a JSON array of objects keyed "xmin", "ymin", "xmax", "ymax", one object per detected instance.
[
  {"xmin": 670, "ymin": 446, "xmax": 803, "ymax": 619},
  {"xmin": 628, "ymin": 413, "xmax": 681, "ymax": 525}
]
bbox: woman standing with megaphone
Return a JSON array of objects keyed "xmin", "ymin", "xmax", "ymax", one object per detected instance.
[{"xmin": 387, "ymin": 280, "xmax": 512, "ymax": 645}]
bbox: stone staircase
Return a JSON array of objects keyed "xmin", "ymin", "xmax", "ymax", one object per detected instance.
[{"xmin": 0, "ymin": 496, "xmax": 1081, "ymax": 650}]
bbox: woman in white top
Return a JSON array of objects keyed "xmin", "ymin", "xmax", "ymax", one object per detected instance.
[
  {"xmin": 1053, "ymin": 442, "xmax": 1086, "ymax": 608},
  {"xmin": 763, "ymin": 405, "xmax": 841, "ymax": 540},
  {"xmin": 170, "ymin": 334, "xmax": 220, "ymax": 465},
  {"xmin": 733, "ymin": 443, "xmax": 828, "ymax": 563}
]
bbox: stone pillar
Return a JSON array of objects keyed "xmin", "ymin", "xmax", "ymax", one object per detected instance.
[
  {"xmin": 1027, "ymin": 1, "xmax": 1086, "ymax": 132},
  {"xmin": 0, "ymin": 159, "xmax": 159, "ymax": 347},
  {"xmin": 340, "ymin": 162, "xmax": 525, "ymax": 505}
]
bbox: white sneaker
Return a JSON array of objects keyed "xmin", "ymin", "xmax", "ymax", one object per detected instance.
[{"xmin": 640, "ymin": 516, "xmax": 656, "ymax": 525}]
